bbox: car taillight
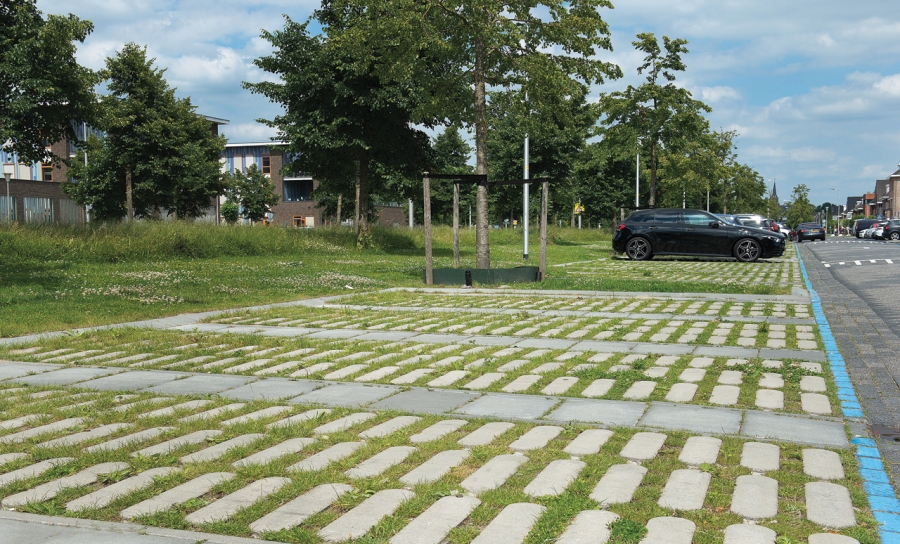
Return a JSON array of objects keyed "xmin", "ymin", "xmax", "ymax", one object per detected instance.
[
  {"xmin": 799, "ymin": 229, "xmax": 805, "ymax": 233},
  {"xmin": 617, "ymin": 224, "xmax": 627, "ymax": 231}
]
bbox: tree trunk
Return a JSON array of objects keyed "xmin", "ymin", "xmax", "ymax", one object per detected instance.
[
  {"xmin": 722, "ymin": 178, "xmax": 727, "ymax": 213},
  {"xmin": 125, "ymin": 167, "xmax": 133, "ymax": 222},
  {"xmin": 474, "ymin": 36, "xmax": 490, "ymax": 269},
  {"xmin": 336, "ymin": 193, "xmax": 342, "ymax": 225},
  {"xmin": 356, "ymin": 155, "xmax": 371, "ymax": 248}
]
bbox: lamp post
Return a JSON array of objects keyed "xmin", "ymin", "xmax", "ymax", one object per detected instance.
[
  {"xmin": 830, "ymin": 188, "xmax": 840, "ymax": 235},
  {"xmin": 3, "ymin": 172, "xmax": 10, "ymax": 223}
]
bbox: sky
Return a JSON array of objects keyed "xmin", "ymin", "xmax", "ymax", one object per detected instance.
[{"xmin": 36, "ymin": 0, "xmax": 900, "ymax": 207}]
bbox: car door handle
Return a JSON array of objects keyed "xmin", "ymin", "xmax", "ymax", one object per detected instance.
[
  {"xmin": 648, "ymin": 226, "xmax": 658, "ymax": 230},
  {"xmin": 686, "ymin": 227, "xmax": 696, "ymax": 231}
]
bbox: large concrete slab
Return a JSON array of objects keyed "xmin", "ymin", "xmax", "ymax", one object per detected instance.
[
  {"xmin": 369, "ymin": 388, "xmax": 480, "ymax": 415},
  {"xmin": 350, "ymin": 332, "xmax": 417, "ymax": 342},
  {"xmin": 218, "ymin": 378, "xmax": 321, "ymax": 400},
  {"xmin": 0, "ymin": 361, "xmax": 62, "ymax": 380},
  {"xmin": 639, "ymin": 403, "xmax": 742, "ymax": 435},
  {"xmin": 759, "ymin": 348, "xmax": 825, "ymax": 362},
  {"xmin": 145, "ymin": 374, "xmax": 254, "ymax": 396},
  {"xmin": 741, "ymin": 411, "xmax": 848, "ymax": 448},
  {"xmin": 454, "ymin": 393, "xmax": 558, "ymax": 420},
  {"xmin": 77, "ymin": 371, "xmax": 191, "ymax": 392},
  {"xmin": 289, "ymin": 383, "xmax": 399, "ymax": 407},
  {"xmin": 546, "ymin": 398, "xmax": 646, "ymax": 427},
  {"xmin": 12, "ymin": 367, "xmax": 124, "ymax": 386}
]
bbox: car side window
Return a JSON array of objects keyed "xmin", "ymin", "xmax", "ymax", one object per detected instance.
[
  {"xmin": 653, "ymin": 211, "xmax": 681, "ymax": 223},
  {"xmin": 682, "ymin": 212, "xmax": 712, "ymax": 226}
]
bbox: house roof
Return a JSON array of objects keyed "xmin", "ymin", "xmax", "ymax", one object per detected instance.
[
  {"xmin": 203, "ymin": 115, "xmax": 230, "ymax": 125},
  {"xmin": 224, "ymin": 141, "xmax": 286, "ymax": 148}
]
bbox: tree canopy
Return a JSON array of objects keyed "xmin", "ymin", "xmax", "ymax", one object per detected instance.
[
  {"xmin": 0, "ymin": 0, "xmax": 96, "ymax": 164},
  {"xmin": 225, "ymin": 164, "xmax": 280, "ymax": 223},
  {"xmin": 786, "ymin": 184, "xmax": 815, "ymax": 227},
  {"xmin": 65, "ymin": 43, "xmax": 225, "ymax": 221}
]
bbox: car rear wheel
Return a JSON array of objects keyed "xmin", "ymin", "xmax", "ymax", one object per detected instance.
[
  {"xmin": 891, "ymin": 232, "xmax": 900, "ymax": 241},
  {"xmin": 625, "ymin": 237, "xmax": 653, "ymax": 261},
  {"xmin": 734, "ymin": 238, "xmax": 761, "ymax": 262}
]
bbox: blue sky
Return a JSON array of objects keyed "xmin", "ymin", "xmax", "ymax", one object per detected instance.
[{"xmin": 38, "ymin": 0, "xmax": 900, "ymax": 206}]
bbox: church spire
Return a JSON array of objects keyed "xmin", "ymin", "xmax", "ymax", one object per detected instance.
[{"xmin": 771, "ymin": 181, "xmax": 778, "ymax": 204}]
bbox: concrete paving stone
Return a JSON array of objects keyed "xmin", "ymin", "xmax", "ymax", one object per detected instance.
[
  {"xmin": 556, "ymin": 351, "xmax": 583, "ymax": 361},
  {"xmin": 741, "ymin": 411, "xmax": 847, "ymax": 448},
  {"xmin": 581, "ymin": 379, "xmax": 616, "ymax": 398},
  {"xmin": 389, "ymin": 495, "xmax": 480, "ymax": 544},
  {"xmin": 120, "ymin": 471, "xmax": 235, "ymax": 520},
  {"xmin": 180, "ymin": 434, "xmax": 263, "ymax": 464},
  {"xmin": 0, "ymin": 362, "xmax": 62, "ymax": 380},
  {"xmin": 409, "ymin": 419, "xmax": 467, "ymax": 443},
  {"xmin": 523, "ymin": 459, "xmax": 585, "ymax": 497},
  {"xmin": 185, "ymin": 476, "xmax": 292, "ymax": 525},
  {"xmin": 431, "ymin": 356, "xmax": 464, "ymax": 368},
  {"xmin": 742, "ymin": 442, "xmax": 780, "ymax": 472},
  {"xmin": 556, "ymin": 510, "xmax": 619, "ymax": 544},
  {"xmin": 723, "ymin": 524, "xmax": 777, "ymax": 544},
  {"xmin": 502, "ymin": 374, "xmax": 542, "ymax": 392},
  {"xmin": 497, "ymin": 360, "xmax": 529, "ymax": 372},
  {"xmin": 620, "ymin": 432, "xmax": 667, "ymax": 461},
  {"xmin": 761, "ymin": 360, "xmax": 783, "ymax": 369},
  {"xmin": 588, "ymin": 353, "xmax": 614, "ymax": 362},
  {"xmin": 654, "ymin": 356, "xmax": 680, "ymax": 366},
  {"xmin": 290, "ymin": 363, "xmax": 333, "ymax": 377},
  {"xmin": 608, "ymin": 365, "xmax": 631, "ymax": 373},
  {"xmin": 644, "ymin": 367, "xmax": 670, "ymax": 378},
  {"xmin": 254, "ymin": 360, "xmax": 303, "ymax": 376},
  {"xmin": 221, "ymin": 405, "xmax": 292, "ymax": 426},
  {"xmin": 458, "ymin": 422, "xmax": 515, "ymax": 447},
  {"xmin": 759, "ymin": 373, "xmax": 784, "ymax": 389},
  {"xmin": 548, "ymin": 398, "xmax": 646, "ymax": 427},
  {"xmin": 808, "ymin": 535, "xmax": 861, "ymax": 544},
  {"xmin": 658, "ymin": 468, "xmax": 710, "ymax": 510},
  {"xmin": 640, "ymin": 516, "xmax": 696, "ymax": 544},
  {"xmin": 1, "ymin": 461, "xmax": 129, "ymax": 507},
  {"xmin": 85, "ymin": 427, "xmax": 173, "ymax": 453},
  {"xmin": 542, "ymin": 377, "xmax": 578, "ymax": 395},
  {"xmin": 470, "ymin": 502, "xmax": 545, "ymax": 544},
  {"xmin": 806, "ymin": 481, "xmax": 856, "ymax": 528},
  {"xmin": 36, "ymin": 423, "xmax": 131, "ymax": 448},
  {"xmin": 590, "ymin": 463, "xmax": 647, "ymax": 505},
  {"xmin": 321, "ymin": 492, "xmax": 420, "ymax": 544},
  {"xmin": 197, "ymin": 357, "xmax": 241, "ymax": 370},
  {"xmin": 665, "ymin": 383, "xmax": 698, "ymax": 402},
  {"xmin": 131, "ymin": 430, "xmax": 222, "ymax": 457},
  {"xmin": 755, "ymin": 389, "xmax": 784, "ymax": 410},
  {"xmin": 222, "ymin": 359, "xmax": 275, "ymax": 373},
  {"xmin": 178, "ymin": 403, "xmax": 245, "ymax": 423},
  {"xmin": 718, "ymin": 371, "xmax": 743, "ymax": 385},
  {"xmin": 621, "ymin": 354, "xmax": 646, "ymax": 364},
  {"xmin": 509, "ymin": 426, "xmax": 563, "ymax": 452},
  {"xmin": 390, "ymin": 368, "xmax": 433, "ymax": 384},
  {"xmin": 146, "ymin": 374, "xmax": 255, "ymax": 396},
  {"xmin": 66, "ymin": 466, "xmax": 178, "ymax": 511},
  {"xmin": 709, "ymin": 385, "xmax": 740, "ymax": 405},
  {"xmin": 24, "ymin": 390, "xmax": 60, "ymax": 399},
  {"xmin": 679, "ymin": 436, "xmax": 722, "ymax": 466},
  {"xmin": 290, "ymin": 383, "xmax": 399, "ymax": 407},
  {"xmin": 428, "ymin": 370, "xmax": 468, "ymax": 387},
  {"xmin": 0, "ymin": 452, "xmax": 27, "ymax": 466},
  {"xmin": 0, "ymin": 414, "xmax": 40, "ymax": 433},
  {"xmin": 689, "ymin": 357, "xmax": 715, "ymax": 368},
  {"xmin": 359, "ymin": 416, "xmax": 422, "ymax": 439},
  {"xmin": 799, "ymin": 362, "xmax": 823, "ymax": 373},
  {"xmin": 731, "ymin": 474, "xmax": 778, "ymax": 519},
  {"xmin": 563, "ymin": 429, "xmax": 613, "ymax": 456},
  {"xmin": 800, "ymin": 375, "xmax": 827, "ymax": 392},
  {"xmin": 455, "ymin": 393, "xmax": 558, "ymax": 420},
  {"xmin": 370, "ymin": 388, "xmax": 479, "ymax": 415},
  {"xmin": 801, "ymin": 393, "xmax": 833, "ymax": 415},
  {"xmin": 0, "ymin": 417, "xmax": 84, "ymax": 443},
  {"xmin": 77, "ymin": 371, "xmax": 190, "ymax": 392},
  {"xmin": 399, "ymin": 449, "xmax": 470, "ymax": 485},
  {"xmin": 802, "ymin": 449, "xmax": 845, "ymax": 480},
  {"xmin": 797, "ymin": 340, "xmax": 819, "ymax": 350},
  {"xmin": 460, "ymin": 454, "xmax": 528, "ymax": 494},
  {"xmin": 13, "ymin": 367, "xmax": 123, "ymax": 386},
  {"xmin": 679, "ymin": 368, "xmax": 706, "ymax": 383},
  {"xmin": 313, "ymin": 412, "xmax": 377, "ymax": 435},
  {"xmin": 289, "ymin": 442, "xmax": 364, "ymax": 472},
  {"xmin": 346, "ymin": 445, "xmax": 416, "ymax": 479},
  {"xmin": 323, "ymin": 364, "xmax": 368, "ymax": 380},
  {"xmin": 139, "ymin": 400, "xmax": 211, "ymax": 419},
  {"xmin": 249, "ymin": 483, "xmax": 353, "ymax": 534},
  {"xmin": 355, "ymin": 366, "xmax": 400, "ymax": 382},
  {"xmin": 623, "ymin": 381, "xmax": 657, "ymax": 400},
  {"xmin": 233, "ymin": 437, "xmax": 317, "ymax": 467},
  {"xmin": 0, "ymin": 457, "xmax": 72, "ymax": 487},
  {"xmin": 220, "ymin": 378, "xmax": 321, "ymax": 401},
  {"xmin": 532, "ymin": 362, "xmax": 563, "ymax": 374}
]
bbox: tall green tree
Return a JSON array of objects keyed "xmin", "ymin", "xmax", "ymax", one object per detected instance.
[
  {"xmin": 65, "ymin": 43, "xmax": 225, "ymax": 221},
  {"xmin": 244, "ymin": 17, "xmax": 431, "ymax": 248},
  {"xmin": 601, "ymin": 33, "xmax": 710, "ymax": 208},
  {"xmin": 321, "ymin": 0, "xmax": 621, "ymax": 267},
  {"xmin": 0, "ymin": 0, "xmax": 96, "ymax": 164},
  {"xmin": 786, "ymin": 184, "xmax": 815, "ymax": 227},
  {"xmin": 570, "ymin": 136, "xmax": 635, "ymax": 229},
  {"xmin": 225, "ymin": 164, "xmax": 280, "ymax": 223}
]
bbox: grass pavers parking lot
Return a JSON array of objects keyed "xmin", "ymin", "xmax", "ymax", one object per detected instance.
[
  {"xmin": 0, "ymin": 329, "xmax": 837, "ymax": 416},
  {"xmin": 0, "ymin": 384, "xmax": 880, "ymax": 543}
]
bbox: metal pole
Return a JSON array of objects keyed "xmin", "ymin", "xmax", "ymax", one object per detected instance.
[
  {"xmin": 4, "ymin": 172, "xmax": 10, "ymax": 223},
  {"xmin": 539, "ymin": 180, "xmax": 548, "ymax": 280},
  {"xmin": 423, "ymin": 175, "xmax": 433, "ymax": 285},
  {"xmin": 523, "ymin": 131, "xmax": 529, "ymax": 261},
  {"xmin": 453, "ymin": 183, "xmax": 460, "ymax": 267},
  {"xmin": 83, "ymin": 121, "xmax": 90, "ymax": 223},
  {"xmin": 707, "ymin": 190, "xmax": 710, "ymax": 212},
  {"xmin": 636, "ymin": 151, "xmax": 640, "ymax": 207},
  {"xmin": 408, "ymin": 198, "xmax": 413, "ymax": 228}
]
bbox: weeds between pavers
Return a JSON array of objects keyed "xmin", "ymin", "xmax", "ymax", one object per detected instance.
[{"xmin": 0, "ymin": 385, "xmax": 880, "ymax": 543}]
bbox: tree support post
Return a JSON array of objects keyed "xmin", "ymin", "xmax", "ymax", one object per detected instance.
[
  {"xmin": 453, "ymin": 182, "xmax": 460, "ymax": 267},
  {"xmin": 125, "ymin": 168, "xmax": 133, "ymax": 222},
  {"xmin": 539, "ymin": 179, "xmax": 548, "ymax": 280},
  {"xmin": 424, "ymin": 175, "xmax": 433, "ymax": 285}
]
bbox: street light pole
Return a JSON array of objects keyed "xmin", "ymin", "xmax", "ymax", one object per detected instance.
[{"xmin": 3, "ymin": 172, "xmax": 10, "ymax": 223}]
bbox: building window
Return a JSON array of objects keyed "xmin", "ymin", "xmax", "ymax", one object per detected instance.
[
  {"xmin": 283, "ymin": 179, "xmax": 313, "ymax": 202},
  {"xmin": 262, "ymin": 154, "xmax": 271, "ymax": 174},
  {"xmin": 24, "ymin": 197, "xmax": 53, "ymax": 223},
  {"xmin": 41, "ymin": 163, "xmax": 53, "ymax": 182}
]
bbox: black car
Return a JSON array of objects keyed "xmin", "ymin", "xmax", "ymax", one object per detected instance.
[
  {"xmin": 882, "ymin": 220, "xmax": 900, "ymax": 241},
  {"xmin": 852, "ymin": 219, "xmax": 877, "ymax": 238},
  {"xmin": 795, "ymin": 222, "xmax": 825, "ymax": 242},
  {"xmin": 612, "ymin": 208, "xmax": 786, "ymax": 262}
]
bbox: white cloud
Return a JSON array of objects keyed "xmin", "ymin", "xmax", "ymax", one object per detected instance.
[{"xmin": 699, "ymin": 86, "xmax": 741, "ymax": 103}]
